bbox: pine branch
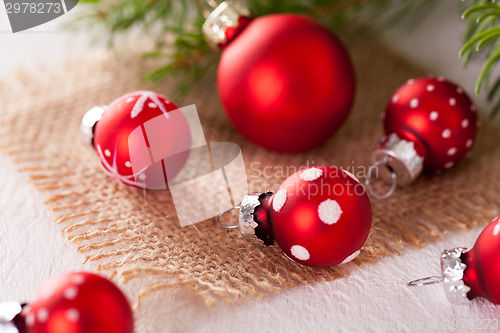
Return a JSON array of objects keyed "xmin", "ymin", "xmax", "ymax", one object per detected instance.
[
  {"xmin": 73, "ymin": 0, "xmax": 437, "ymax": 100},
  {"xmin": 461, "ymin": 0, "xmax": 500, "ymax": 118}
]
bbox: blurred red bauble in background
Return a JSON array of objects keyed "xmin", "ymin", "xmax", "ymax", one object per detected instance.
[
  {"xmin": 204, "ymin": 5, "xmax": 356, "ymax": 152},
  {"xmin": 82, "ymin": 91, "xmax": 191, "ymax": 188},
  {"xmin": 2, "ymin": 272, "xmax": 134, "ymax": 333}
]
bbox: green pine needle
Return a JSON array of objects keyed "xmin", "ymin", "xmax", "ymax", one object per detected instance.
[{"xmin": 461, "ymin": 0, "xmax": 500, "ymax": 115}]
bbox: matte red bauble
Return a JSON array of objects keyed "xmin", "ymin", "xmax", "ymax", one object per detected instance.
[
  {"xmin": 81, "ymin": 91, "xmax": 191, "ymax": 188},
  {"xmin": 203, "ymin": 2, "xmax": 355, "ymax": 152},
  {"xmin": 225, "ymin": 166, "xmax": 372, "ymax": 267},
  {"xmin": 461, "ymin": 217, "xmax": 500, "ymax": 304},
  {"xmin": 409, "ymin": 217, "xmax": 500, "ymax": 305}
]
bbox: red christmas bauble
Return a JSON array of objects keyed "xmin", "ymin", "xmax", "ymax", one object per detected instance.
[
  {"xmin": 461, "ymin": 217, "xmax": 500, "ymax": 304},
  {"xmin": 383, "ymin": 77, "xmax": 478, "ymax": 171},
  {"xmin": 369, "ymin": 77, "xmax": 478, "ymax": 194},
  {"xmin": 217, "ymin": 14, "xmax": 355, "ymax": 152},
  {"xmin": 269, "ymin": 166, "xmax": 372, "ymax": 267},
  {"xmin": 410, "ymin": 217, "xmax": 500, "ymax": 305},
  {"xmin": 22, "ymin": 272, "xmax": 133, "ymax": 333},
  {"xmin": 92, "ymin": 91, "xmax": 190, "ymax": 188},
  {"xmin": 237, "ymin": 166, "xmax": 372, "ymax": 267}
]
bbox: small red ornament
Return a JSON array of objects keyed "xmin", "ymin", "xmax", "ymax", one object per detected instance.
[
  {"xmin": 367, "ymin": 77, "xmax": 478, "ymax": 198},
  {"xmin": 81, "ymin": 91, "xmax": 191, "ymax": 188},
  {"xmin": 409, "ymin": 217, "xmax": 500, "ymax": 305},
  {"xmin": 203, "ymin": 1, "xmax": 356, "ymax": 152},
  {"xmin": 0, "ymin": 272, "xmax": 133, "ymax": 333},
  {"xmin": 461, "ymin": 217, "xmax": 500, "ymax": 304},
  {"xmin": 220, "ymin": 166, "xmax": 372, "ymax": 267}
]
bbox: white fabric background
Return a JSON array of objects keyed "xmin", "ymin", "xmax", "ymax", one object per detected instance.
[{"xmin": 1, "ymin": 1, "xmax": 500, "ymax": 332}]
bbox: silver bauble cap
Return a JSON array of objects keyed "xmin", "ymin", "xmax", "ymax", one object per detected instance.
[
  {"xmin": 441, "ymin": 247, "xmax": 471, "ymax": 304},
  {"xmin": 202, "ymin": 0, "xmax": 252, "ymax": 49},
  {"xmin": 238, "ymin": 193, "xmax": 263, "ymax": 246},
  {"xmin": 0, "ymin": 302, "xmax": 23, "ymax": 333},
  {"xmin": 80, "ymin": 105, "xmax": 107, "ymax": 147},
  {"xmin": 372, "ymin": 133, "xmax": 424, "ymax": 186}
]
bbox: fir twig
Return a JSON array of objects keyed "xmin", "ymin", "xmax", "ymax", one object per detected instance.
[
  {"xmin": 461, "ymin": 0, "xmax": 500, "ymax": 118},
  {"xmin": 73, "ymin": 0, "xmax": 437, "ymax": 100}
]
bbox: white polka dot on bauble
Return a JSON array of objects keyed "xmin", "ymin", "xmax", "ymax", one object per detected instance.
[
  {"xmin": 148, "ymin": 102, "xmax": 158, "ymax": 108},
  {"xmin": 126, "ymin": 97, "xmax": 135, "ymax": 103},
  {"xmin": 104, "ymin": 149, "xmax": 111, "ymax": 157},
  {"xmin": 407, "ymin": 79, "xmax": 415, "ymax": 85},
  {"xmin": 445, "ymin": 161, "xmax": 455, "ymax": 169},
  {"xmin": 392, "ymin": 94, "xmax": 399, "ymax": 103},
  {"xmin": 272, "ymin": 189, "xmax": 287, "ymax": 212},
  {"xmin": 290, "ymin": 245, "xmax": 310, "ymax": 261},
  {"xmin": 457, "ymin": 87, "xmax": 464, "ymax": 94},
  {"xmin": 66, "ymin": 309, "xmax": 80, "ymax": 322},
  {"xmin": 341, "ymin": 250, "xmax": 361, "ymax": 264},
  {"xmin": 466, "ymin": 139, "xmax": 473, "ymax": 149},
  {"xmin": 300, "ymin": 168, "xmax": 323, "ymax": 181},
  {"xmin": 447, "ymin": 147, "xmax": 457, "ymax": 156},
  {"xmin": 317, "ymin": 199, "xmax": 343, "ymax": 225},
  {"xmin": 26, "ymin": 313, "xmax": 35, "ymax": 326},
  {"xmin": 449, "ymin": 98, "xmax": 456, "ymax": 106},
  {"xmin": 37, "ymin": 308, "xmax": 49, "ymax": 323},
  {"xmin": 462, "ymin": 119, "xmax": 469, "ymax": 128},
  {"xmin": 64, "ymin": 287, "xmax": 78, "ymax": 300},
  {"xmin": 71, "ymin": 274, "xmax": 85, "ymax": 285},
  {"xmin": 429, "ymin": 111, "xmax": 438, "ymax": 121},
  {"xmin": 437, "ymin": 76, "xmax": 445, "ymax": 82},
  {"xmin": 138, "ymin": 173, "xmax": 147, "ymax": 180},
  {"xmin": 410, "ymin": 98, "xmax": 419, "ymax": 108},
  {"xmin": 426, "ymin": 84, "xmax": 435, "ymax": 92},
  {"xmin": 442, "ymin": 129, "xmax": 451, "ymax": 139},
  {"xmin": 125, "ymin": 161, "xmax": 132, "ymax": 168},
  {"xmin": 471, "ymin": 105, "xmax": 476, "ymax": 112}
]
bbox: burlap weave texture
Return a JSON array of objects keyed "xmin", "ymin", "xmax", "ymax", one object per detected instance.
[{"xmin": 1, "ymin": 37, "xmax": 499, "ymax": 307}]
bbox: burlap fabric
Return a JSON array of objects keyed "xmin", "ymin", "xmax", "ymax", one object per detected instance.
[{"xmin": 1, "ymin": 36, "xmax": 499, "ymax": 307}]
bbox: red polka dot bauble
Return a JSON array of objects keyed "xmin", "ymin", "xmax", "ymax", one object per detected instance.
[
  {"xmin": 81, "ymin": 91, "xmax": 191, "ymax": 188},
  {"xmin": 409, "ymin": 217, "xmax": 500, "ymax": 305},
  {"xmin": 234, "ymin": 166, "xmax": 372, "ymax": 267},
  {"xmin": 203, "ymin": 2, "xmax": 355, "ymax": 152},
  {"xmin": 367, "ymin": 77, "xmax": 478, "ymax": 198},
  {"xmin": 1, "ymin": 272, "xmax": 133, "ymax": 333}
]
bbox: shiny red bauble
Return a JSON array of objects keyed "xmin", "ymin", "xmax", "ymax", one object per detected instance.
[
  {"xmin": 217, "ymin": 14, "xmax": 355, "ymax": 152},
  {"xmin": 93, "ymin": 91, "xmax": 190, "ymax": 188},
  {"xmin": 462, "ymin": 217, "xmax": 500, "ymax": 304},
  {"xmin": 243, "ymin": 166, "xmax": 372, "ymax": 267},
  {"xmin": 21, "ymin": 272, "xmax": 133, "ymax": 333},
  {"xmin": 384, "ymin": 77, "xmax": 478, "ymax": 171}
]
